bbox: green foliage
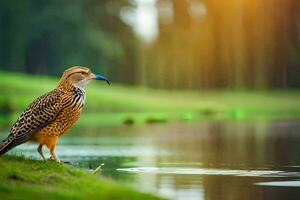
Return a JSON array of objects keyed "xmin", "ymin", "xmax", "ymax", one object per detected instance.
[
  {"xmin": 0, "ymin": 0, "xmax": 137, "ymax": 83},
  {"xmin": 0, "ymin": 0, "xmax": 300, "ymax": 89},
  {"xmin": 0, "ymin": 155, "xmax": 163, "ymax": 200}
]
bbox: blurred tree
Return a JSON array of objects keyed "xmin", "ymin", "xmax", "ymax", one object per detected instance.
[
  {"xmin": 141, "ymin": 0, "xmax": 300, "ymax": 89},
  {"xmin": 0, "ymin": 0, "xmax": 299, "ymax": 89},
  {"xmin": 0, "ymin": 0, "xmax": 138, "ymax": 84}
]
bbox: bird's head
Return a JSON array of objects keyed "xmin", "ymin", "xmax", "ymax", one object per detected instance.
[{"xmin": 58, "ymin": 66, "xmax": 110, "ymax": 90}]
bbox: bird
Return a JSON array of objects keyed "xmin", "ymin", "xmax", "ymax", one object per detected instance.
[{"xmin": 0, "ymin": 66, "xmax": 110, "ymax": 162}]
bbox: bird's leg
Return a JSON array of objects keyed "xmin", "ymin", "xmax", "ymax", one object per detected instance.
[
  {"xmin": 50, "ymin": 148, "xmax": 60, "ymax": 162},
  {"xmin": 46, "ymin": 137, "xmax": 60, "ymax": 162},
  {"xmin": 37, "ymin": 144, "xmax": 46, "ymax": 161},
  {"xmin": 49, "ymin": 145, "xmax": 60, "ymax": 163}
]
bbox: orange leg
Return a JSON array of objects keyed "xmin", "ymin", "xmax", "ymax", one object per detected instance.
[
  {"xmin": 46, "ymin": 137, "xmax": 60, "ymax": 163},
  {"xmin": 37, "ymin": 144, "xmax": 46, "ymax": 161}
]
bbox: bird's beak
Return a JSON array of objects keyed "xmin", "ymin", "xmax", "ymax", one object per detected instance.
[{"xmin": 90, "ymin": 73, "xmax": 110, "ymax": 85}]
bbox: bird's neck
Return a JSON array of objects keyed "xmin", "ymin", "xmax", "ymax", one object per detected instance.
[
  {"xmin": 57, "ymin": 80, "xmax": 70, "ymax": 90},
  {"xmin": 57, "ymin": 78, "xmax": 78, "ymax": 93}
]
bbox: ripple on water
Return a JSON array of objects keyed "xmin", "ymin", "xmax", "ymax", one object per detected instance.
[
  {"xmin": 117, "ymin": 167, "xmax": 300, "ymax": 178},
  {"xmin": 255, "ymin": 180, "xmax": 300, "ymax": 187}
]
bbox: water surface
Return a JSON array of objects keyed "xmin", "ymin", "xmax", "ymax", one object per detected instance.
[{"xmin": 4, "ymin": 120, "xmax": 300, "ymax": 200}]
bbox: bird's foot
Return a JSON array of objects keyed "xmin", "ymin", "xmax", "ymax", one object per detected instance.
[{"xmin": 50, "ymin": 155, "xmax": 61, "ymax": 163}]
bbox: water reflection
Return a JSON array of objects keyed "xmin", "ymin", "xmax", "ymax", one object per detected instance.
[
  {"xmin": 3, "ymin": 120, "xmax": 300, "ymax": 200},
  {"xmin": 117, "ymin": 167, "xmax": 286, "ymax": 177}
]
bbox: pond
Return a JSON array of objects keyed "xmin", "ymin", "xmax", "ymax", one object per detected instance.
[{"xmin": 4, "ymin": 120, "xmax": 300, "ymax": 200}]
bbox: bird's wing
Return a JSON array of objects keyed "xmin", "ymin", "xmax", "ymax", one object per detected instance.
[{"xmin": 8, "ymin": 89, "xmax": 63, "ymax": 143}]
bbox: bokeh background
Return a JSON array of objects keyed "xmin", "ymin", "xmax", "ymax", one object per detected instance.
[
  {"xmin": 1, "ymin": 1, "xmax": 300, "ymax": 200},
  {"xmin": 0, "ymin": 0, "xmax": 299, "ymax": 89}
]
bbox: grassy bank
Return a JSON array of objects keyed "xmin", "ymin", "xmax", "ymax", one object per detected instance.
[
  {"xmin": 0, "ymin": 155, "xmax": 163, "ymax": 200},
  {"xmin": 0, "ymin": 71, "xmax": 300, "ymax": 127}
]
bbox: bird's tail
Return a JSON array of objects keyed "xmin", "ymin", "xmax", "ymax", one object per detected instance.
[{"xmin": 0, "ymin": 134, "xmax": 17, "ymax": 155}]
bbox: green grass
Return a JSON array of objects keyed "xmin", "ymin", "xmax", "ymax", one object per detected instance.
[
  {"xmin": 0, "ymin": 155, "xmax": 163, "ymax": 200},
  {"xmin": 0, "ymin": 70, "xmax": 300, "ymax": 127}
]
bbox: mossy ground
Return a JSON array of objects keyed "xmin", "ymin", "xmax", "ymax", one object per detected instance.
[{"xmin": 0, "ymin": 155, "xmax": 163, "ymax": 200}]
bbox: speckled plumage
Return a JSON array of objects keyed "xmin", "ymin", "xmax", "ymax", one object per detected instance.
[{"xmin": 0, "ymin": 66, "xmax": 109, "ymax": 162}]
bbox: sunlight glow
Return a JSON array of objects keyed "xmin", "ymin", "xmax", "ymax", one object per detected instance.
[{"xmin": 120, "ymin": 0, "xmax": 158, "ymax": 42}]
